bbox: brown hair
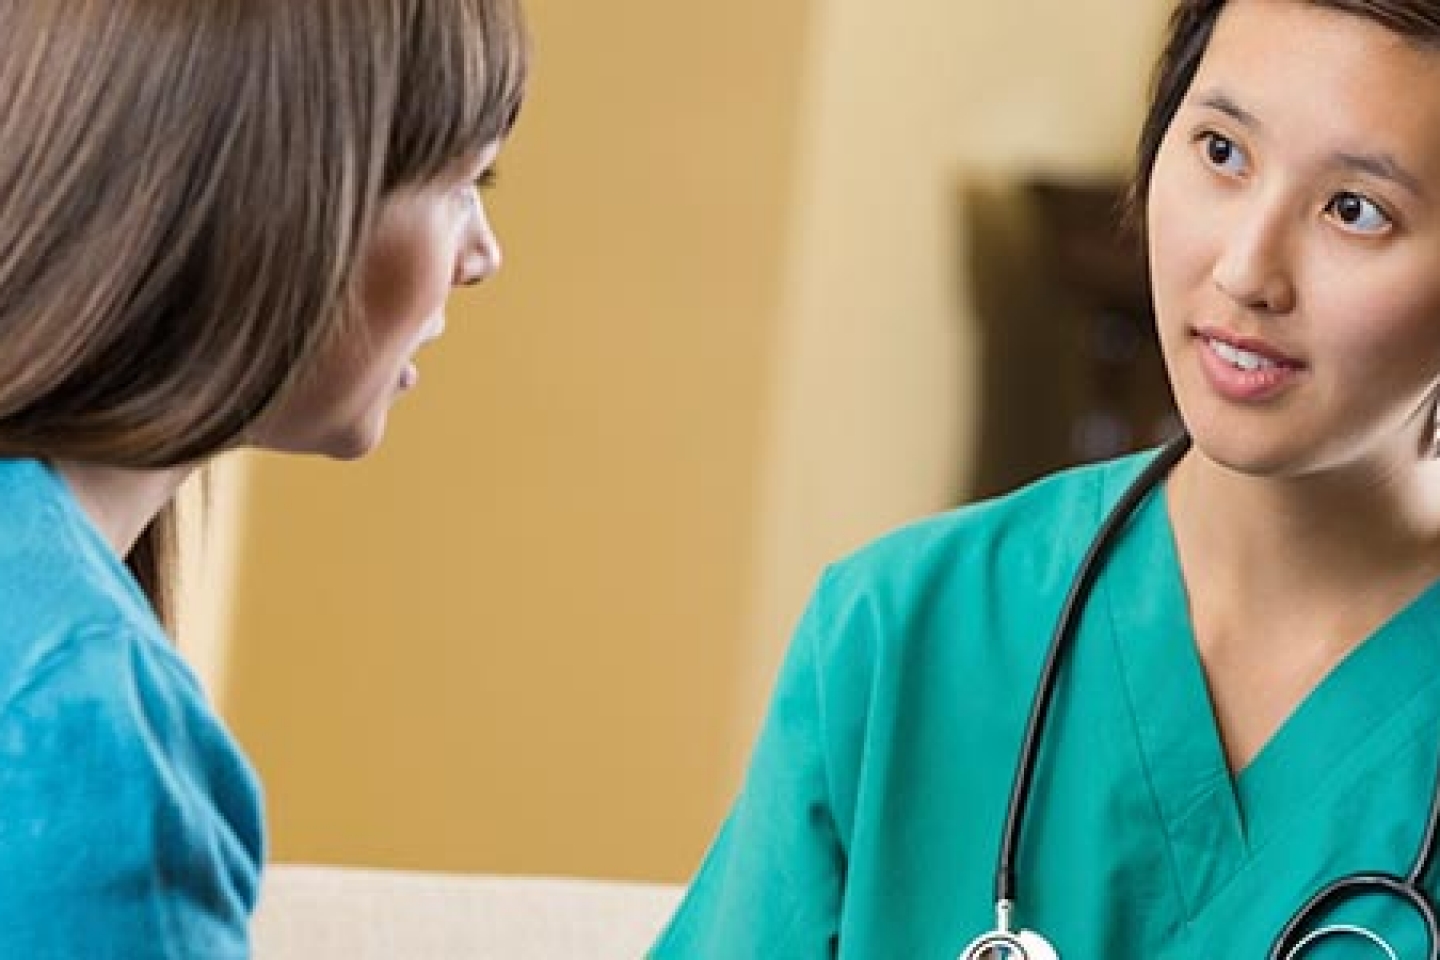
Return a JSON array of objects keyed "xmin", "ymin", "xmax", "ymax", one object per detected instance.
[
  {"xmin": 0, "ymin": 0, "xmax": 528, "ymax": 626},
  {"xmin": 1130, "ymin": 0, "xmax": 1440, "ymax": 224}
]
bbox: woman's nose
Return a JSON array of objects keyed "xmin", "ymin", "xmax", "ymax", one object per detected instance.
[
  {"xmin": 1210, "ymin": 200, "xmax": 1296, "ymax": 315},
  {"xmin": 456, "ymin": 209, "xmax": 502, "ymax": 287}
]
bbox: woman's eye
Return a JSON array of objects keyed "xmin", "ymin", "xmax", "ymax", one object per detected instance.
[
  {"xmin": 457, "ymin": 169, "xmax": 497, "ymax": 211},
  {"xmin": 455, "ymin": 183, "xmax": 483, "ymax": 217},
  {"xmin": 1200, "ymin": 131, "xmax": 1247, "ymax": 176},
  {"xmin": 1324, "ymin": 191, "xmax": 1392, "ymax": 235}
]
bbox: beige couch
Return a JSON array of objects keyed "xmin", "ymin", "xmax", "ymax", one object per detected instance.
[{"xmin": 252, "ymin": 863, "xmax": 684, "ymax": 959}]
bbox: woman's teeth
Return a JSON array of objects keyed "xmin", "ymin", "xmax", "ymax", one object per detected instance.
[{"xmin": 1208, "ymin": 337, "xmax": 1277, "ymax": 372}]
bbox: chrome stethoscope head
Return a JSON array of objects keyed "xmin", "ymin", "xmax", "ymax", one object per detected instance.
[
  {"xmin": 1269, "ymin": 872, "xmax": 1439, "ymax": 959},
  {"xmin": 959, "ymin": 901, "xmax": 1059, "ymax": 960},
  {"xmin": 1283, "ymin": 924, "xmax": 1399, "ymax": 960}
]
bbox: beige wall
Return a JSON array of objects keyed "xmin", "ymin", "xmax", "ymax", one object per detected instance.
[
  {"xmin": 203, "ymin": 1, "xmax": 1172, "ymax": 885},
  {"xmin": 174, "ymin": 457, "xmax": 249, "ymax": 698}
]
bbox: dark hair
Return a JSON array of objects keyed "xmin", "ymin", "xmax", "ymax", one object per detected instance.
[
  {"xmin": 1129, "ymin": 0, "xmax": 1440, "ymax": 224},
  {"xmin": 0, "ymin": 0, "xmax": 528, "ymax": 625}
]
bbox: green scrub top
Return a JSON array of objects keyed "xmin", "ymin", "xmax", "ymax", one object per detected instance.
[{"xmin": 651, "ymin": 451, "xmax": 1440, "ymax": 959}]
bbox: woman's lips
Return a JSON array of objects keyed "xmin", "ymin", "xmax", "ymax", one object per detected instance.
[
  {"xmin": 1192, "ymin": 326, "xmax": 1306, "ymax": 402},
  {"xmin": 399, "ymin": 361, "xmax": 419, "ymax": 391}
]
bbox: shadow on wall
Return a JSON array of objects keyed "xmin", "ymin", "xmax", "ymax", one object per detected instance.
[{"xmin": 961, "ymin": 177, "xmax": 1177, "ymax": 503}]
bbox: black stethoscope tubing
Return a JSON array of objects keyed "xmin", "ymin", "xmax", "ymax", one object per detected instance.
[
  {"xmin": 989, "ymin": 432, "xmax": 1440, "ymax": 958},
  {"xmin": 994, "ymin": 433, "xmax": 1191, "ymax": 908}
]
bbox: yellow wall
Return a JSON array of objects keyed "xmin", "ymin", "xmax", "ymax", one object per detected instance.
[{"xmin": 209, "ymin": 1, "xmax": 1173, "ymax": 884}]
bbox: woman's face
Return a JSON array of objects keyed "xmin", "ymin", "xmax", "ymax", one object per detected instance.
[
  {"xmin": 252, "ymin": 140, "xmax": 504, "ymax": 459},
  {"xmin": 1148, "ymin": 0, "xmax": 1440, "ymax": 478}
]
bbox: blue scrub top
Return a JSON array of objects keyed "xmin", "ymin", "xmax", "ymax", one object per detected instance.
[
  {"xmin": 0, "ymin": 458, "xmax": 264, "ymax": 958},
  {"xmin": 653, "ymin": 450, "xmax": 1440, "ymax": 958}
]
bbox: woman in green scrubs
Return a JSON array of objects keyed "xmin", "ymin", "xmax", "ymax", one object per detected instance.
[{"xmin": 653, "ymin": 0, "xmax": 1440, "ymax": 956}]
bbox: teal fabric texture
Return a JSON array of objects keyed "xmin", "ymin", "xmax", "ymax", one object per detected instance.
[
  {"xmin": 653, "ymin": 451, "xmax": 1440, "ymax": 958},
  {"xmin": 0, "ymin": 458, "xmax": 264, "ymax": 959}
]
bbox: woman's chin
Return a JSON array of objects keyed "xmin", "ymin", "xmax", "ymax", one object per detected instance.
[
  {"xmin": 252, "ymin": 412, "xmax": 389, "ymax": 461},
  {"xmin": 321, "ymin": 417, "xmax": 389, "ymax": 461}
]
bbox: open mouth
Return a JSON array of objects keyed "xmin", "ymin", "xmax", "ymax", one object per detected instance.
[
  {"xmin": 1207, "ymin": 337, "xmax": 1279, "ymax": 372},
  {"xmin": 1191, "ymin": 327, "xmax": 1306, "ymax": 402},
  {"xmin": 1195, "ymin": 329, "xmax": 1303, "ymax": 371}
]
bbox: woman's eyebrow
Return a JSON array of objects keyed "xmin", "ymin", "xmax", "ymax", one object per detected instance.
[
  {"xmin": 1334, "ymin": 150, "xmax": 1425, "ymax": 200},
  {"xmin": 1196, "ymin": 90, "xmax": 1261, "ymax": 130}
]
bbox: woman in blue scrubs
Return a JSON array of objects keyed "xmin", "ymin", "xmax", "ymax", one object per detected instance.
[
  {"xmin": 654, "ymin": 0, "xmax": 1440, "ymax": 956},
  {"xmin": 0, "ymin": 2, "xmax": 526, "ymax": 956}
]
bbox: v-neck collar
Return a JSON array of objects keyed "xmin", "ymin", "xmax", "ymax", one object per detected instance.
[
  {"xmin": 1102, "ymin": 477, "xmax": 1243, "ymax": 916},
  {"xmin": 1234, "ymin": 557, "xmax": 1440, "ymax": 852},
  {"xmin": 1098, "ymin": 466, "xmax": 1440, "ymax": 918}
]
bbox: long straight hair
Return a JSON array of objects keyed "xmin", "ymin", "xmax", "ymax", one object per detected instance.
[{"xmin": 0, "ymin": 0, "xmax": 528, "ymax": 628}]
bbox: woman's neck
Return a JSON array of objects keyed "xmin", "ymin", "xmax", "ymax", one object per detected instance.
[
  {"xmin": 1165, "ymin": 445, "xmax": 1440, "ymax": 772},
  {"xmin": 1168, "ymin": 446, "xmax": 1440, "ymax": 599},
  {"xmin": 53, "ymin": 460, "xmax": 193, "ymax": 558}
]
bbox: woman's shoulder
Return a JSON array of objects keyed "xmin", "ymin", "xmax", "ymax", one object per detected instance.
[
  {"xmin": 0, "ymin": 460, "xmax": 264, "ymax": 946},
  {"xmin": 0, "ymin": 614, "xmax": 193, "ymax": 720},
  {"xmin": 0, "ymin": 613, "xmax": 260, "ymax": 828},
  {"xmin": 780, "ymin": 448, "xmax": 1166, "ymax": 703},
  {"xmin": 823, "ymin": 449, "xmax": 1156, "ymax": 602},
  {"xmin": 0, "ymin": 614, "xmax": 264, "ymax": 955}
]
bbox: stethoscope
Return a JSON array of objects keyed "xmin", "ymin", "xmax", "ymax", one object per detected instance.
[{"xmin": 959, "ymin": 433, "xmax": 1440, "ymax": 960}]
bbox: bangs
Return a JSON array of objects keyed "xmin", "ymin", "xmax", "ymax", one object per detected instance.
[{"xmin": 383, "ymin": 0, "xmax": 529, "ymax": 191}]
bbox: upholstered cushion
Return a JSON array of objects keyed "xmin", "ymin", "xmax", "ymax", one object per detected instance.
[{"xmin": 252, "ymin": 863, "xmax": 683, "ymax": 959}]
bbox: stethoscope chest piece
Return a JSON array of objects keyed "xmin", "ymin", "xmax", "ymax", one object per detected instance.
[
  {"xmin": 1282, "ymin": 924, "xmax": 1400, "ymax": 960},
  {"xmin": 961, "ymin": 902, "xmax": 1059, "ymax": 960},
  {"xmin": 959, "ymin": 928, "xmax": 1059, "ymax": 960}
]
